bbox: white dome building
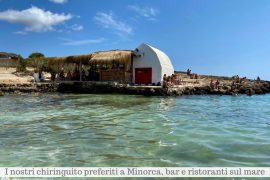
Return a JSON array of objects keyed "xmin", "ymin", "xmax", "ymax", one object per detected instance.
[{"xmin": 132, "ymin": 43, "xmax": 174, "ymax": 85}]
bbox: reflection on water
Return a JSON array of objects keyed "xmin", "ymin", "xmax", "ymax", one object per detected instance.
[{"xmin": 0, "ymin": 94, "xmax": 270, "ymax": 167}]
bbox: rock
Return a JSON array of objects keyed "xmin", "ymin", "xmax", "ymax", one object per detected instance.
[
  {"xmin": 223, "ymin": 85, "xmax": 231, "ymax": 90},
  {"xmin": 246, "ymin": 88, "xmax": 254, "ymax": 96},
  {"xmin": 150, "ymin": 88, "xmax": 155, "ymax": 93},
  {"xmin": 219, "ymin": 89, "xmax": 227, "ymax": 95},
  {"xmin": 14, "ymin": 91, "xmax": 21, "ymax": 95}
]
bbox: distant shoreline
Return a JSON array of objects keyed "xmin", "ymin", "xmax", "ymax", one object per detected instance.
[{"xmin": 0, "ymin": 69, "xmax": 270, "ymax": 96}]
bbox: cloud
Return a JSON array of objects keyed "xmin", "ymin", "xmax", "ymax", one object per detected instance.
[
  {"xmin": 128, "ymin": 5, "xmax": 158, "ymax": 21},
  {"xmin": 94, "ymin": 12, "xmax": 132, "ymax": 36},
  {"xmin": 49, "ymin": 0, "xmax": 67, "ymax": 4},
  {"xmin": 14, "ymin": 31, "xmax": 27, "ymax": 35},
  {"xmin": 0, "ymin": 6, "xmax": 72, "ymax": 33},
  {"xmin": 69, "ymin": 24, "xmax": 83, "ymax": 31},
  {"xmin": 61, "ymin": 37, "xmax": 105, "ymax": 46}
]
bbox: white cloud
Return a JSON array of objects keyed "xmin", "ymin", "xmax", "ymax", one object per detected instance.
[
  {"xmin": 61, "ymin": 37, "xmax": 105, "ymax": 46},
  {"xmin": 94, "ymin": 12, "xmax": 132, "ymax": 36},
  {"xmin": 69, "ymin": 24, "xmax": 83, "ymax": 31},
  {"xmin": 49, "ymin": 0, "xmax": 67, "ymax": 4},
  {"xmin": 14, "ymin": 31, "xmax": 27, "ymax": 35},
  {"xmin": 0, "ymin": 6, "xmax": 72, "ymax": 33},
  {"xmin": 128, "ymin": 5, "xmax": 158, "ymax": 21}
]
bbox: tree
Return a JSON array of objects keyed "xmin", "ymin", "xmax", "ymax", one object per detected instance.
[
  {"xmin": 28, "ymin": 52, "xmax": 46, "ymax": 69},
  {"xmin": 17, "ymin": 54, "xmax": 24, "ymax": 60},
  {"xmin": 28, "ymin": 52, "xmax": 45, "ymax": 59}
]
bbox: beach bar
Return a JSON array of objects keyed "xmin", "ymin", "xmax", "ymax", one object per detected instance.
[
  {"xmin": 48, "ymin": 43, "xmax": 174, "ymax": 85},
  {"xmin": 89, "ymin": 50, "xmax": 133, "ymax": 83}
]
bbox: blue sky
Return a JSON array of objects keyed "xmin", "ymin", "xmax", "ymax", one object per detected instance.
[{"xmin": 0, "ymin": 0, "xmax": 270, "ymax": 80}]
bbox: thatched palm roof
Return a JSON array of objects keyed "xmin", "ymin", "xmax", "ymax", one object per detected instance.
[
  {"xmin": 48, "ymin": 54, "xmax": 92, "ymax": 65},
  {"xmin": 48, "ymin": 50, "xmax": 133, "ymax": 66},
  {"xmin": 90, "ymin": 50, "xmax": 132, "ymax": 65}
]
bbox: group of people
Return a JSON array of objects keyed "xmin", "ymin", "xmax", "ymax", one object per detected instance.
[
  {"xmin": 163, "ymin": 74, "xmax": 181, "ymax": 88},
  {"xmin": 210, "ymin": 75, "xmax": 247, "ymax": 91},
  {"xmin": 56, "ymin": 68, "xmax": 81, "ymax": 81},
  {"xmin": 187, "ymin": 69, "xmax": 198, "ymax": 79},
  {"xmin": 231, "ymin": 75, "xmax": 249, "ymax": 90},
  {"xmin": 210, "ymin": 79, "xmax": 220, "ymax": 90},
  {"xmin": 52, "ymin": 67, "xmax": 100, "ymax": 81},
  {"xmin": 232, "ymin": 75, "xmax": 247, "ymax": 84}
]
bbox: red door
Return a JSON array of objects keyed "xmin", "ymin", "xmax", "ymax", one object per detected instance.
[{"xmin": 135, "ymin": 68, "xmax": 152, "ymax": 85}]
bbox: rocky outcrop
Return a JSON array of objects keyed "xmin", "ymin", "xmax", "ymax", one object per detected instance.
[
  {"xmin": 0, "ymin": 80, "xmax": 270, "ymax": 96},
  {"xmin": 0, "ymin": 83, "xmax": 58, "ymax": 94},
  {"xmin": 164, "ymin": 81, "xmax": 270, "ymax": 96},
  {"xmin": 57, "ymin": 80, "xmax": 270, "ymax": 96}
]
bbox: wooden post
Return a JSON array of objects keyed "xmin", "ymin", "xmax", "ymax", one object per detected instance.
[{"xmin": 79, "ymin": 60, "xmax": 82, "ymax": 82}]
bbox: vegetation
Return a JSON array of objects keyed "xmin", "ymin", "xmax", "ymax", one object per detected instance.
[
  {"xmin": 27, "ymin": 52, "xmax": 48, "ymax": 71},
  {"xmin": 16, "ymin": 52, "xmax": 51, "ymax": 73},
  {"xmin": 16, "ymin": 55, "xmax": 27, "ymax": 72},
  {"xmin": 28, "ymin": 52, "xmax": 45, "ymax": 59},
  {"xmin": 15, "ymin": 51, "xmax": 84, "ymax": 75}
]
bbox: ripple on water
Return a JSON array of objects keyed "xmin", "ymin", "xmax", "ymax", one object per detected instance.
[{"xmin": 0, "ymin": 94, "xmax": 270, "ymax": 166}]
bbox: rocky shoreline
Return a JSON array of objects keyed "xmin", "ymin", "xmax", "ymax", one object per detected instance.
[
  {"xmin": 0, "ymin": 83, "xmax": 58, "ymax": 95},
  {"xmin": 0, "ymin": 79, "xmax": 270, "ymax": 96},
  {"xmin": 166, "ymin": 80, "xmax": 270, "ymax": 96}
]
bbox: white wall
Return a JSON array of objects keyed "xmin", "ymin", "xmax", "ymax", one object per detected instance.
[
  {"xmin": 132, "ymin": 44, "xmax": 174, "ymax": 84},
  {"xmin": 150, "ymin": 45, "xmax": 174, "ymax": 82}
]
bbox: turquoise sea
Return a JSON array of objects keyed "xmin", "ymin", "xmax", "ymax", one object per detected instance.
[{"xmin": 0, "ymin": 94, "xmax": 270, "ymax": 167}]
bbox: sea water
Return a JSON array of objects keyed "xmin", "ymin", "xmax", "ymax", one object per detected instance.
[{"xmin": 0, "ymin": 94, "xmax": 269, "ymax": 167}]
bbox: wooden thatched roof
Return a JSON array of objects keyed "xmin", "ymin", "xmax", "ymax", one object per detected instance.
[
  {"xmin": 48, "ymin": 54, "xmax": 92, "ymax": 65},
  {"xmin": 47, "ymin": 50, "xmax": 133, "ymax": 66},
  {"xmin": 89, "ymin": 50, "xmax": 132, "ymax": 65}
]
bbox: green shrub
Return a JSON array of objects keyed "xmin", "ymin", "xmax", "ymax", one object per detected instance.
[{"xmin": 16, "ymin": 55, "xmax": 27, "ymax": 72}]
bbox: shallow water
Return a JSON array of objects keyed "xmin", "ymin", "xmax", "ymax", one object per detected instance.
[{"xmin": 0, "ymin": 93, "xmax": 270, "ymax": 167}]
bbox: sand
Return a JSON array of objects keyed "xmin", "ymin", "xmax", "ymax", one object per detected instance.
[{"xmin": 0, "ymin": 67, "xmax": 33, "ymax": 84}]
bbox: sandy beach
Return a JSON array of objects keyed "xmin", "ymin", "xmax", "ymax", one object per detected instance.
[{"xmin": 0, "ymin": 68, "xmax": 33, "ymax": 84}]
